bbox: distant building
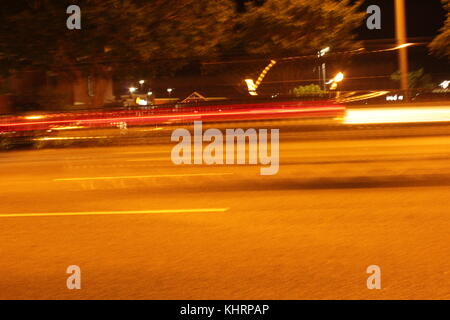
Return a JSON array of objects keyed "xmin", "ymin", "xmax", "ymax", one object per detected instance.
[{"xmin": 0, "ymin": 68, "xmax": 115, "ymax": 114}]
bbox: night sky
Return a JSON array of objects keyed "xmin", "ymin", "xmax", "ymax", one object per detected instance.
[
  {"xmin": 235, "ymin": 0, "xmax": 447, "ymax": 40},
  {"xmin": 358, "ymin": 0, "xmax": 446, "ymax": 40}
]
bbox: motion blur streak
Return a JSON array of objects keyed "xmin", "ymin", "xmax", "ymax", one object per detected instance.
[
  {"xmin": 338, "ymin": 91, "xmax": 389, "ymax": 103},
  {"xmin": 54, "ymin": 173, "xmax": 233, "ymax": 182},
  {"xmin": 344, "ymin": 106, "xmax": 450, "ymax": 124},
  {"xmin": 35, "ymin": 136, "xmax": 109, "ymax": 141},
  {"xmin": 0, "ymin": 102, "xmax": 344, "ymax": 132},
  {"xmin": 0, "ymin": 208, "xmax": 230, "ymax": 218}
]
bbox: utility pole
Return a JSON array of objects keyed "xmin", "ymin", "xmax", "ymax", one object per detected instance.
[
  {"xmin": 395, "ymin": 0, "xmax": 409, "ymax": 101},
  {"xmin": 317, "ymin": 47, "xmax": 330, "ymax": 91}
]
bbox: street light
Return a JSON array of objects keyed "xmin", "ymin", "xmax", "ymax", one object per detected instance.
[
  {"xmin": 167, "ymin": 88, "xmax": 173, "ymax": 97},
  {"xmin": 327, "ymin": 72, "xmax": 344, "ymax": 86},
  {"xmin": 317, "ymin": 47, "xmax": 330, "ymax": 90},
  {"xmin": 129, "ymin": 87, "xmax": 137, "ymax": 94},
  {"xmin": 329, "ymin": 72, "xmax": 344, "ymax": 99},
  {"xmin": 139, "ymin": 80, "xmax": 145, "ymax": 91},
  {"xmin": 334, "ymin": 72, "xmax": 344, "ymax": 83},
  {"xmin": 318, "ymin": 47, "xmax": 330, "ymax": 57}
]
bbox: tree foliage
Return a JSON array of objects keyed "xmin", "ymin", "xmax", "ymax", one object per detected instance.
[
  {"xmin": 391, "ymin": 68, "xmax": 434, "ymax": 89},
  {"xmin": 231, "ymin": 0, "xmax": 364, "ymax": 56},
  {"xmin": 0, "ymin": 0, "xmax": 365, "ymax": 77},
  {"xmin": 291, "ymin": 83, "xmax": 324, "ymax": 97},
  {"xmin": 0, "ymin": 0, "xmax": 235, "ymax": 77},
  {"xmin": 430, "ymin": 0, "xmax": 450, "ymax": 58}
]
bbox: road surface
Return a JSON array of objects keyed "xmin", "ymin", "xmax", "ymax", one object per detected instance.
[{"xmin": 0, "ymin": 122, "xmax": 449, "ymax": 299}]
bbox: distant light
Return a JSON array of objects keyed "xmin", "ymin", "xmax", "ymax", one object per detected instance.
[
  {"xmin": 381, "ymin": 43, "xmax": 415, "ymax": 52},
  {"xmin": 24, "ymin": 115, "xmax": 45, "ymax": 120},
  {"xmin": 328, "ymin": 72, "xmax": 344, "ymax": 90},
  {"xmin": 51, "ymin": 126, "xmax": 84, "ymax": 131},
  {"xmin": 255, "ymin": 60, "xmax": 277, "ymax": 87},
  {"xmin": 334, "ymin": 72, "xmax": 344, "ymax": 83},
  {"xmin": 245, "ymin": 79, "xmax": 257, "ymax": 90},
  {"xmin": 245, "ymin": 79, "xmax": 258, "ymax": 96},
  {"xmin": 139, "ymin": 80, "xmax": 145, "ymax": 85},
  {"xmin": 318, "ymin": 47, "xmax": 330, "ymax": 57},
  {"xmin": 440, "ymin": 81, "xmax": 449, "ymax": 89},
  {"xmin": 392, "ymin": 43, "xmax": 414, "ymax": 50},
  {"xmin": 136, "ymin": 97, "xmax": 148, "ymax": 106},
  {"xmin": 129, "ymin": 87, "xmax": 137, "ymax": 93},
  {"xmin": 386, "ymin": 94, "xmax": 404, "ymax": 101},
  {"xmin": 147, "ymin": 91, "xmax": 153, "ymax": 96},
  {"xmin": 167, "ymin": 88, "xmax": 173, "ymax": 93}
]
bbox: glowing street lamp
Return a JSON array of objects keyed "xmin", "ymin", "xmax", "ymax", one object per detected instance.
[
  {"xmin": 138, "ymin": 80, "xmax": 145, "ymax": 90},
  {"xmin": 334, "ymin": 72, "xmax": 344, "ymax": 83},
  {"xmin": 327, "ymin": 72, "xmax": 345, "ymax": 93},
  {"xmin": 318, "ymin": 47, "xmax": 330, "ymax": 58},
  {"xmin": 328, "ymin": 72, "xmax": 345, "ymax": 100},
  {"xmin": 129, "ymin": 87, "xmax": 137, "ymax": 94},
  {"xmin": 326, "ymin": 72, "xmax": 345, "ymax": 87},
  {"xmin": 167, "ymin": 88, "xmax": 173, "ymax": 97}
]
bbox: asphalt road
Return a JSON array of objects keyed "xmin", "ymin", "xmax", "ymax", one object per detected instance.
[{"xmin": 0, "ymin": 122, "xmax": 449, "ymax": 299}]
